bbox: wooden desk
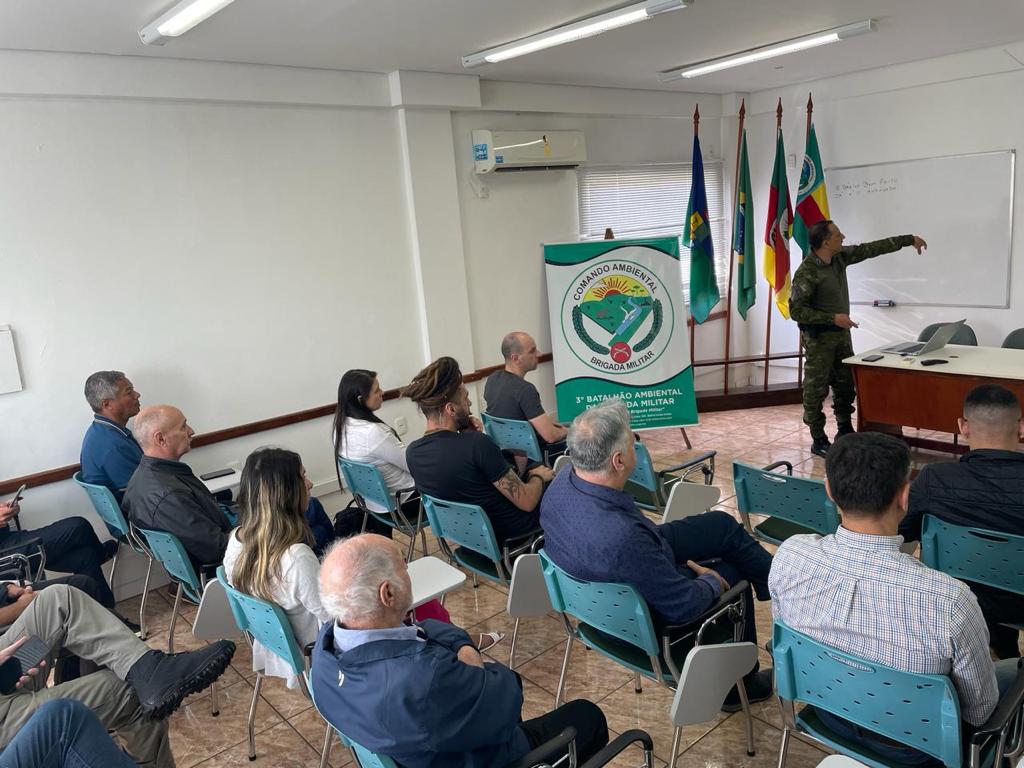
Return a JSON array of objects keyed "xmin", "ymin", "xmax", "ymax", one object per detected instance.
[{"xmin": 844, "ymin": 345, "xmax": 1024, "ymax": 445}]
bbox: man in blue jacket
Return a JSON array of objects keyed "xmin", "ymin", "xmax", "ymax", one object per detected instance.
[
  {"xmin": 311, "ymin": 534, "xmax": 608, "ymax": 768},
  {"xmin": 80, "ymin": 371, "xmax": 143, "ymax": 504}
]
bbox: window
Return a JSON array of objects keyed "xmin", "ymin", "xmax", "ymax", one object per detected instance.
[{"xmin": 577, "ymin": 162, "xmax": 729, "ymax": 306}]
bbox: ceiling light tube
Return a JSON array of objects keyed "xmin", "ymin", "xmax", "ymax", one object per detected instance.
[
  {"xmin": 463, "ymin": 0, "xmax": 688, "ymax": 68},
  {"xmin": 139, "ymin": 0, "xmax": 237, "ymax": 45},
  {"xmin": 658, "ymin": 19, "xmax": 875, "ymax": 81}
]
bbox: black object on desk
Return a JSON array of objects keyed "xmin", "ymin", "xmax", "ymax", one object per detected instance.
[
  {"xmin": 920, "ymin": 359, "xmax": 949, "ymax": 367},
  {"xmin": 200, "ymin": 468, "xmax": 235, "ymax": 481},
  {"xmin": 862, "ymin": 354, "xmax": 884, "ymax": 362}
]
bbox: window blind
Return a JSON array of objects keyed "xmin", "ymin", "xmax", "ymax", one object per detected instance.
[{"xmin": 577, "ymin": 162, "xmax": 730, "ymax": 305}]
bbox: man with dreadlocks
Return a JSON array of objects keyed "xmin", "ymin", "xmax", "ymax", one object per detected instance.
[{"xmin": 405, "ymin": 357, "xmax": 554, "ymax": 547}]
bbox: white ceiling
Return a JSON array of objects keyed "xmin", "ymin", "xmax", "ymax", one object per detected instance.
[{"xmin": 2, "ymin": 0, "xmax": 1024, "ymax": 93}]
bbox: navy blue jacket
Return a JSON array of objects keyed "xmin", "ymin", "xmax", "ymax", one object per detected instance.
[
  {"xmin": 540, "ymin": 469, "xmax": 720, "ymax": 624},
  {"xmin": 80, "ymin": 416, "xmax": 143, "ymax": 502},
  {"xmin": 311, "ymin": 619, "xmax": 530, "ymax": 768}
]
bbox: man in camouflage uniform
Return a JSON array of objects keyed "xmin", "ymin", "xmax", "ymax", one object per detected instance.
[{"xmin": 790, "ymin": 220, "xmax": 928, "ymax": 457}]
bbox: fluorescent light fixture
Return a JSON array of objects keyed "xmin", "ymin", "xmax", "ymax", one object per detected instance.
[
  {"xmin": 139, "ymin": 0, "xmax": 237, "ymax": 45},
  {"xmin": 658, "ymin": 19, "xmax": 875, "ymax": 81},
  {"xmin": 463, "ymin": 0, "xmax": 688, "ymax": 68}
]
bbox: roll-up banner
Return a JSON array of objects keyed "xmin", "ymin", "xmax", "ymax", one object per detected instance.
[{"xmin": 544, "ymin": 237, "xmax": 698, "ymax": 429}]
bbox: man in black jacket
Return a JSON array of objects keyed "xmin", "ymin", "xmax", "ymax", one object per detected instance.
[
  {"xmin": 122, "ymin": 406, "xmax": 232, "ymax": 576},
  {"xmin": 900, "ymin": 384, "xmax": 1024, "ymax": 658}
]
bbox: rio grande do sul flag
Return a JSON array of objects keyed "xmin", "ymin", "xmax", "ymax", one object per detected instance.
[
  {"xmin": 794, "ymin": 122, "xmax": 831, "ymax": 257},
  {"xmin": 763, "ymin": 128, "xmax": 793, "ymax": 318}
]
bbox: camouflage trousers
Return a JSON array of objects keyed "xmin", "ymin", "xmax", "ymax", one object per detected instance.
[{"xmin": 801, "ymin": 329, "xmax": 856, "ymax": 439}]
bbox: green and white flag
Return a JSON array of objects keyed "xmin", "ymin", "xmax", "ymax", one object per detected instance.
[{"xmin": 544, "ymin": 237, "xmax": 698, "ymax": 429}]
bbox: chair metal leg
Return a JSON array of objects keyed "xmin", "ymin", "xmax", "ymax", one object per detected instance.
[
  {"xmin": 404, "ymin": 531, "xmax": 416, "ymax": 563},
  {"xmin": 737, "ymin": 678, "xmax": 755, "ymax": 756},
  {"xmin": 776, "ymin": 726, "xmax": 791, "ymax": 768},
  {"xmin": 471, "ymin": 572, "xmax": 479, "ymax": 588},
  {"xmin": 168, "ymin": 584, "xmax": 183, "ymax": 653},
  {"xmin": 555, "ymin": 636, "xmax": 573, "ymax": 707},
  {"xmin": 319, "ymin": 723, "xmax": 332, "ymax": 768},
  {"xmin": 108, "ymin": 543, "xmax": 121, "ymax": 596},
  {"xmin": 248, "ymin": 673, "xmax": 263, "ymax": 761},
  {"xmin": 210, "ymin": 681, "xmax": 219, "ymax": 717},
  {"xmin": 667, "ymin": 725, "xmax": 682, "ymax": 768},
  {"xmin": 419, "ymin": 527, "xmax": 429, "ymax": 559},
  {"xmin": 634, "ymin": 671, "xmax": 642, "ymax": 693},
  {"xmin": 509, "ymin": 617, "xmax": 521, "ymax": 668},
  {"xmin": 138, "ymin": 557, "xmax": 154, "ymax": 641}
]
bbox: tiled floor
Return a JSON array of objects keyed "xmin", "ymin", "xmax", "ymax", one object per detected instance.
[{"xmin": 123, "ymin": 402, "xmax": 961, "ymax": 768}]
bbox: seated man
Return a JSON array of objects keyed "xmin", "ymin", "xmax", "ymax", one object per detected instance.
[
  {"xmin": 540, "ymin": 398, "xmax": 774, "ymax": 709},
  {"xmin": 122, "ymin": 405, "xmax": 232, "ymax": 575},
  {"xmin": 80, "ymin": 370, "xmax": 143, "ymax": 504},
  {"xmin": 0, "ymin": 582, "xmax": 235, "ymax": 767},
  {"xmin": 0, "ymin": 497, "xmax": 116, "ymax": 612},
  {"xmin": 771, "ymin": 432, "xmax": 1020, "ymax": 764},
  {"xmin": 405, "ymin": 357, "xmax": 554, "ymax": 547},
  {"xmin": 311, "ymin": 533, "xmax": 609, "ymax": 767},
  {"xmin": 900, "ymin": 383, "xmax": 1024, "ymax": 659},
  {"xmin": 484, "ymin": 332, "xmax": 567, "ymax": 459}
]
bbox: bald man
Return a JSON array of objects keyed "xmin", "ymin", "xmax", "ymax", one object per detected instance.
[
  {"xmin": 122, "ymin": 406, "xmax": 231, "ymax": 574},
  {"xmin": 484, "ymin": 332, "xmax": 567, "ymax": 460},
  {"xmin": 311, "ymin": 534, "xmax": 608, "ymax": 768}
]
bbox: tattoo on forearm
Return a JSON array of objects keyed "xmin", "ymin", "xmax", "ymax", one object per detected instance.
[{"xmin": 498, "ymin": 469, "xmax": 524, "ymax": 500}]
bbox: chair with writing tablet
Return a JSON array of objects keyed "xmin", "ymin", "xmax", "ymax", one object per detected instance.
[
  {"xmin": 625, "ymin": 443, "xmax": 716, "ymax": 513},
  {"xmin": 733, "ymin": 461, "xmax": 839, "ymax": 546}
]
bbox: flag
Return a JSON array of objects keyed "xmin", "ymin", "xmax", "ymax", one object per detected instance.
[
  {"xmin": 763, "ymin": 128, "xmax": 793, "ymax": 318},
  {"xmin": 794, "ymin": 122, "xmax": 831, "ymax": 257},
  {"xmin": 733, "ymin": 129, "xmax": 756, "ymax": 319},
  {"xmin": 684, "ymin": 134, "xmax": 720, "ymax": 324}
]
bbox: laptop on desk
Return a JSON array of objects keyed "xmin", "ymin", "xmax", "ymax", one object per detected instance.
[{"xmin": 881, "ymin": 319, "xmax": 966, "ymax": 356}]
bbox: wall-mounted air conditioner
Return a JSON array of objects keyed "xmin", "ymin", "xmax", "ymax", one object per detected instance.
[{"xmin": 472, "ymin": 130, "xmax": 587, "ymax": 174}]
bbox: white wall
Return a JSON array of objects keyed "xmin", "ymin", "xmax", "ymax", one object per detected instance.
[{"xmin": 732, "ymin": 41, "xmax": 1024, "ymax": 371}]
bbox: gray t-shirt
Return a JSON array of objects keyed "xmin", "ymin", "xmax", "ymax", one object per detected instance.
[{"xmin": 483, "ymin": 370, "xmax": 545, "ymax": 423}]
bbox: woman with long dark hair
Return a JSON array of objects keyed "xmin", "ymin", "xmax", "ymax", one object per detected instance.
[{"xmin": 223, "ymin": 447, "xmax": 329, "ymax": 687}]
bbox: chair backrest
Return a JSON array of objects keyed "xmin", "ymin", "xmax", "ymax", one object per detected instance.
[
  {"xmin": 920, "ymin": 515, "xmax": 1024, "ymax": 597},
  {"xmin": 538, "ymin": 549, "xmax": 660, "ymax": 658},
  {"xmin": 918, "ymin": 321, "xmax": 978, "ymax": 346},
  {"xmin": 661, "ymin": 481, "xmax": 721, "ymax": 524},
  {"xmin": 1001, "ymin": 328, "xmax": 1024, "ymax": 349},
  {"xmin": 732, "ymin": 462, "xmax": 839, "ymax": 536},
  {"xmin": 134, "ymin": 526, "xmax": 204, "ymax": 603},
  {"xmin": 507, "ymin": 553, "xmax": 552, "ymax": 618},
  {"xmin": 73, "ymin": 471, "xmax": 130, "ymax": 538},
  {"xmin": 421, "ymin": 495, "xmax": 502, "ymax": 563},
  {"xmin": 337, "ymin": 458, "xmax": 395, "ymax": 513},
  {"xmin": 670, "ymin": 642, "xmax": 757, "ymax": 726},
  {"xmin": 773, "ymin": 620, "xmax": 962, "ymax": 768},
  {"xmin": 627, "ymin": 442, "xmax": 657, "ymax": 492},
  {"xmin": 482, "ymin": 412, "xmax": 543, "ymax": 463},
  {"xmin": 216, "ymin": 566, "xmax": 305, "ymax": 676}
]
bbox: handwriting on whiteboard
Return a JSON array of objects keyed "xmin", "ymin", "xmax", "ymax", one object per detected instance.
[{"xmin": 830, "ymin": 176, "xmax": 900, "ymax": 200}]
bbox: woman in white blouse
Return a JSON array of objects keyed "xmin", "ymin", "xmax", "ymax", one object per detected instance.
[{"xmin": 223, "ymin": 447, "xmax": 329, "ymax": 688}]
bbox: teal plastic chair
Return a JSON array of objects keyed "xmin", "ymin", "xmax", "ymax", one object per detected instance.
[
  {"xmin": 920, "ymin": 514, "xmax": 1024, "ymax": 635},
  {"xmin": 538, "ymin": 549, "xmax": 754, "ymax": 768},
  {"xmin": 337, "ymin": 457, "xmax": 426, "ymax": 561},
  {"xmin": 216, "ymin": 567, "xmax": 332, "ymax": 767},
  {"xmin": 732, "ymin": 461, "xmax": 839, "ymax": 545},
  {"xmin": 626, "ymin": 444, "xmax": 716, "ymax": 513},
  {"xmin": 773, "ymin": 620, "xmax": 1024, "ymax": 768},
  {"xmin": 482, "ymin": 412, "xmax": 545, "ymax": 464},
  {"xmin": 73, "ymin": 471, "xmax": 155, "ymax": 638}
]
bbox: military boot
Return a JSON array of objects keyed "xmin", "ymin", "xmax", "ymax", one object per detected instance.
[
  {"xmin": 835, "ymin": 422, "xmax": 855, "ymax": 439},
  {"xmin": 810, "ymin": 436, "xmax": 831, "ymax": 458}
]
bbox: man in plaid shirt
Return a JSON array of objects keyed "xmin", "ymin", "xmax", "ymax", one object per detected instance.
[{"xmin": 770, "ymin": 432, "xmax": 1020, "ymax": 764}]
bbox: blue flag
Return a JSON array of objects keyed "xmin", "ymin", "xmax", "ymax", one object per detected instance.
[{"xmin": 683, "ymin": 135, "xmax": 720, "ymax": 324}]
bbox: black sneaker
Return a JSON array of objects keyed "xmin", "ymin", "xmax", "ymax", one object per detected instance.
[
  {"xmin": 810, "ymin": 436, "xmax": 831, "ymax": 458},
  {"xmin": 101, "ymin": 539, "xmax": 120, "ymax": 563},
  {"xmin": 835, "ymin": 423, "xmax": 855, "ymax": 438},
  {"xmin": 126, "ymin": 641, "xmax": 235, "ymax": 721},
  {"xmin": 722, "ymin": 668, "xmax": 774, "ymax": 713}
]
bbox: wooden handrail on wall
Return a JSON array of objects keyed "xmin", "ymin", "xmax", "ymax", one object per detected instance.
[{"xmin": 1, "ymin": 347, "xmax": 799, "ymax": 495}]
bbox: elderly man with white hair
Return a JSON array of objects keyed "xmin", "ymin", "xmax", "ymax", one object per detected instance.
[
  {"xmin": 122, "ymin": 405, "xmax": 232, "ymax": 575},
  {"xmin": 539, "ymin": 398, "xmax": 775, "ymax": 711},
  {"xmin": 310, "ymin": 534, "xmax": 609, "ymax": 768}
]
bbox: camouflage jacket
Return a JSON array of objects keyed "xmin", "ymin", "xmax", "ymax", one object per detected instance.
[{"xmin": 789, "ymin": 235, "xmax": 914, "ymax": 325}]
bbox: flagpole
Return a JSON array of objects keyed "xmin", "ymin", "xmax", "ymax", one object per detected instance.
[
  {"xmin": 689, "ymin": 104, "xmax": 699, "ymax": 368},
  {"xmin": 723, "ymin": 100, "xmax": 745, "ymax": 397},
  {"xmin": 764, "ymin": 99, "xmax": 783, "ymax": 391},
  {"xmin": 797, "ymin": 93, "xmax": 813, "ymax": 389}
]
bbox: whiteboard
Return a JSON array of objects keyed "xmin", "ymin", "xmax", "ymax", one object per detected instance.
[{"xmin": 826, "ymin": 151, "xmax": 1014, "ymax": 308}]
